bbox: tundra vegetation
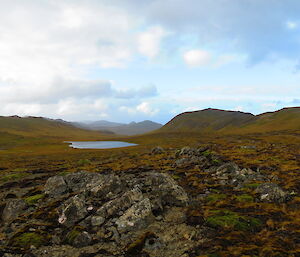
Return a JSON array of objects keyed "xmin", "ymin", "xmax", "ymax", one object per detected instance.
[{"xmin": 0, "ymin": 109, "xmax": 299, "ymax": 256}]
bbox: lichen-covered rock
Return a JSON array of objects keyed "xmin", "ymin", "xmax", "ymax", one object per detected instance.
[
  {"xmin": 58, "ymin": 195, "xmax": 88, "ymax": 227},
  {"xmin": 96, "ymin": 186, "xmax": 143, "ymax": 218},
  {"xmin": 141, "ymin": 173, "xmax": 189, "ymax": 206},
  {"xmin": 91, "ymin": 216, "xmax": 105, "ymax": 227},
  {"xmin": 2, "ymin": 199, "xmax": 27, "ymax": 222},
  {"xmin": 177, "ymin": 146, "xmax": 209, "ymax": 157},
  {"xmin": 88, "ymin": 174, "xmax": 123, "ymax": 200},
  {"xmin": 115, "ymin": 198, "xmax": 154, "ymax": 232},
  {"xmin": 64, "ymin": 171, "xmax": 102, "ymax": 193},
  {"xmin": 72, "ymin": 231, "xmax": 92, "ymax": 247},
  {"xmin": 44, "ymin": 176, "xmax": 68, "ymax": 196},
  {"xmin": 255, "ymin": 183, "xmax": 290, "ymax": 203},
  {"xmin": 215, "ymin": 162, "xmax": 239, "ymax": 175},
  {"xmin": 151, "ymin": 146, "xmax": 164, "ymax": 154}
]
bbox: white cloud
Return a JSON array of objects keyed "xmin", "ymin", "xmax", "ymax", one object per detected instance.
[
  {"xmin": 137, "ymin": 26, "xmax": 167, "ymax": 58},
  {"xmin": 136, "ymin": 102, "xmax": 159, "ymax": 115},
  {"xmin": 183, "ymin": 49, "xmax": 211, "ymax": 67},
  {"xmin": 120, "ymin": 102, "xmax": 159, "ymax": 116},
  {"xmin": 0, "ymin": 1, "xmax": 137, "ymax": 87},
  {"xmin": 286, "ymin": 21, "xmax": 298, "ymax": 30}
]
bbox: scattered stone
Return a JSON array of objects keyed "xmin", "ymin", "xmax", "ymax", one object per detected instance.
[
  {"xmin": 151, "ymin": 146, "xmax": 164, "ymax": 154},
  {"xmin": 2, "ymin": 199, "xmax": 27, "ymax": 222},
  {"xmin": 255, "ymin": 183, "xmax": 290, "ymax": 203}
]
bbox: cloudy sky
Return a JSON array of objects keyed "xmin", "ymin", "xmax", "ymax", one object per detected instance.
[{"xmin": 0, "ymin": 0, "xmax": 300, "ymax": 123}]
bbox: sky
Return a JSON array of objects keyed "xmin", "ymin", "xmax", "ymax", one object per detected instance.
[{"xmin": 0, "ymin": 0, "xmax": 300, "ymax": 124}]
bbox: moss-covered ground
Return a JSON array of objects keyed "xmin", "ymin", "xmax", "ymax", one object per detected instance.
[{"xmin": 0, "ymin": 130, "xmax": 299, "ymax": 256}]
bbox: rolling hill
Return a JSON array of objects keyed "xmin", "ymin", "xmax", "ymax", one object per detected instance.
[
  {"xmin": 159, "ymin": 107, "xmax": 300, "ymax": 134},
  {"xmin": 74, "ymin": 120, "xmax": 162, "ymax": 135},
  {"xmin": 0, "ymin": 116, "xmax": 108, "ymax": 148}
]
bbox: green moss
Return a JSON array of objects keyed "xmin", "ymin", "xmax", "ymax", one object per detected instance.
[
  {"xmin": 25, "ymin": 194, "xmax": 45, "ymax": 205},
  {"xmin": 12, "ymin": 232, "xmax": 47, "ymax": 248},
  {"xmin": 243, "ymin": 183, "xmax": 260, "ymax": 189},
  {"xmin": 236, "ymin": 194, "xmax": 254, "ymax": 202},
  {"xmin": 211, "ymin": 158, "xmax": 221, "ymax": 165},
  {"xmin": 11, "ymin": 168, "xmax": 28, "ymax": 172},
  {"xmin": 202, "ymin": 150, "xmax": 212, "ymax": 157},
  {"xmin": 206, "ymin": 193, "xmax": 227, "ymax": 203},
  {"xmin": 1, "ymin": 173, "xmax": 27, "ymax": 182},
  {"xmin": 172, "ymin": 174, "xmax": 181, "ymax": 180},
  {"xmin": 206, "ymin": 210, "xmax": 262, "ymax": 231},
  {"xmin": 207, "ymin": 253, "xmax": 221, "ymax": 257},
  {"xmin": 77, "ymin": 159, "xmax": 91, "ymax": 166},
  {"xmin": 66, "ymin": 230, "xmax": 80, "ymax": 244},
  {"xmin": 65, "ymin": 228, "xmax": 82, "ymax": 244}
]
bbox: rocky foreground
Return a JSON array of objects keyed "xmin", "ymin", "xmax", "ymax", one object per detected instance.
[{"xmin": 0, "ymin": 146, "xmax": 298, "ymax": 256}]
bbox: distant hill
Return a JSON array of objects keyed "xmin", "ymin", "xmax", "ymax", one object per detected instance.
[
  {"xmin": 74, "ymin": 120, "xmax": 162, "ymax": 135},
  {"xmin": 159, "ymin": 107, "xmax": 300, "ymax": 134},
  {"xmin": 0, "ymin": 116, "xmax": 107, "ymax": 144},
  {"xmin": 74, "ymin": 120, "xmax": 123, "ymax": 130}
]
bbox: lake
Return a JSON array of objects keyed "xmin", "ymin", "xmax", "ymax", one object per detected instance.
[{"xmin": 66, "ymin": 141, "xmax": 138, "ymax": 149}]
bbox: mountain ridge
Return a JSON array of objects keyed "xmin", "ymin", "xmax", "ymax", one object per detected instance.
[
  {"xmin": 74, "ymin": 119, "xmax": 162, "ymax": 135},
  {"xmin": 159, "ymin": 107, "xmax": 300, "ymax": 134}
]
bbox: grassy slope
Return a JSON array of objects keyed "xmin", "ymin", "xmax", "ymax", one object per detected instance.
[
  {"xmin": 0, "ymin": 116, "xmax": 108, "ymax": 149},
  {"xmin": 233, "ymin": 107, "xmax": 300, "ymax": 133},
  {"xmin": 159, "ymin": 107, "xmax": 300, "ymax": 134}
]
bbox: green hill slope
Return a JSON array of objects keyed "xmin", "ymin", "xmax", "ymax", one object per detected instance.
[
  {"xmin": 0, "ymin": 116, "xmax": 107, "ymax": 145},
  {"xmin": 159, "ymin": 107, "xmax": 300, "ymax": 134}
]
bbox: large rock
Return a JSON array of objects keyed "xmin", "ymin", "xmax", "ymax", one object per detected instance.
[
  {"xmin": 64, "ymin": 171, "xmax": 102, "ymax": 193},
  {"xmin": 44, "ymin": 176, "xmax": 68, "ymax": 196},
  {"xmin": 115, "ymin": 198, "xmax": 154, "ymax": 232},
  {"xmin": 141, "ymin": 172, "xmax": 189, "ymax": 206},
  {"xmin": 215, "ymin": 163, "xmax": 239, "ymax": 176},
  {"xmin": 175, "ymin": 155, "xmax": 209, "ymax": 168},
  {"xmin": 2, "ymin": 199, "xmax": 27, "ymax": 222},
  {"xmin": 151, "ymin": 146, "xmax": 164, "ymax": 154},
  {"xmin": 255, "ymin": 183, "xmax": 290, "ymax": 203},
  {"xmin": 177, "ymin": 146, "xmax": 209, "ymax": 157},
  {"xmin": 88, "ymin": 174, "xmax": 123, "ymax": 200},
  {"xmin": 58, "ymin": 195, "xmax": 88, "ymax": 227},
  {"xmin": 96, "ymin": 186, "xmax": 144, "ymax": 219},
  {"xmin": 72, "ymin": 231, "xmax": 92, "ymax": 247}
]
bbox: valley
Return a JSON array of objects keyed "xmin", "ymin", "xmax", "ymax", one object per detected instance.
[{"xmin": 0, "ymin": 108, "xmax": 299, "ymax": 256}]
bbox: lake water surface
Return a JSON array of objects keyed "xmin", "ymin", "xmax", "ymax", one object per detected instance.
[{"xmin": 67, "ymin": 141, "xmax": 138, "ymax": 149}]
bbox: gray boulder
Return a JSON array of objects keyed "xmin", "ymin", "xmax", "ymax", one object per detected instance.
[
  {"xmin": 72, "ymin": 231, "xmax": 92, "ymax": 247},
  {"xmin": 44, "ymin": 176, "xmax": 68, "ymax": 196},
  {"xmin": 96, "ymin": 186, "xmax": 143, "ymax": 218},
  {"xmin": 215, "ymin": 163, "xmax": 239, "ymax": 176},
  {"xmin": 151, "ymin": 146, "xmax": 164, "ymax": 154},
  {"xmin": 88, "ymin": 175, "xmax": 123, "ymax": 200},
  {"xmin": 115, "ymin": 198, "xmax": 154, "ymax": 232},
  {"xmin": 141, "ymin": 172, "xmax": 189, "ymax": 206},
  {"xmin": 64, "ymin": 171, "xmax": 102, "ymax": 193},
  {"xmin": 2, "ymin": 199, "xmax": 27, "ymax": 222},
  {"xmin": 255, "ymin": 183, "xmax": 290, "ymax": 203},
  {"xmin": 58, "ymin": 195, "xmax": 88, "ymax": 227}
]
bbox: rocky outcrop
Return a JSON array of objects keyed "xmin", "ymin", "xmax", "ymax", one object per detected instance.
[{"xmin": 0, "ymin": 146, "xmax": 297, "ymax": 257}]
